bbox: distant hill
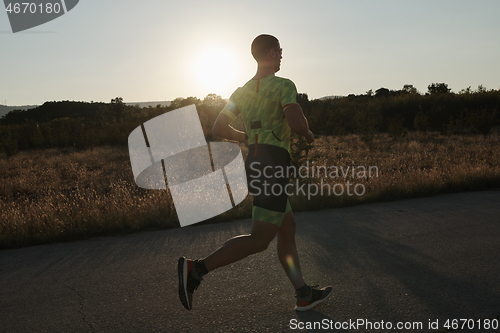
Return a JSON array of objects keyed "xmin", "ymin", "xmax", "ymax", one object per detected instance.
[
  {"xmin": 0, "ymin": 101, "xmax": 111, "ymax": 124},
  {"xmin": 126, "ymin": 101, "xmax": 171, "ymax": 108},
  {"xmin": 0, "ymin": 101, "xmax": 172, "ymax": 121},
  {"xmin": 0, "ymin": 104, "xmax": 38, "ymax": 118},
  {"xmin": 319, "ymin": 95, "xmax": 344, "ymax": 100}
]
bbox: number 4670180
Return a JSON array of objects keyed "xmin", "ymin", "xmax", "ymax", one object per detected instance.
[{"xmin": 5, "ymin": 2, "xmax": 62, "ymax": 14}]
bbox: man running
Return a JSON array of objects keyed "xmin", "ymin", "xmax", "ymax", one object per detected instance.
[{"xmin": 178, "ymin": 34, "xmax": 332, "ymax": 311}]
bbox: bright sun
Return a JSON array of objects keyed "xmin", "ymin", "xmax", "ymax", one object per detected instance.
[{"xmin": 192, "ymin": 47, "xmax": 239, "ymax": 95}]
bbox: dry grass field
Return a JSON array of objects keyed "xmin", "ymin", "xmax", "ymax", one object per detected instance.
[
  {"xmin": 1, "ymin": 132, "xmax": 499, "ymax": 248},
  {"xmin": 296, "ymin": 133, "xmax": 500, "ymax": 209}
]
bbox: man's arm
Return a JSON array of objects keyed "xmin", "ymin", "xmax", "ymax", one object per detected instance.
[
  {"xmin": 283, "ymin": 104, "xmax": 314, "ymax": 143},
  {"xmin": 212, "ymin": 111, "xmax": 246, "ymax": 142}
]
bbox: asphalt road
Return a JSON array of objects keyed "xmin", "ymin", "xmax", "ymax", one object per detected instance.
[{"xmin": 1, "ymin": 191, "xmax": 500, "ymax": 333}]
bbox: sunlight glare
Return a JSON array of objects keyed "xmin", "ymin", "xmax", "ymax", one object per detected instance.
[{"xmin": 192, "ymin": 47, "xmax": 240, "ymax": 96}]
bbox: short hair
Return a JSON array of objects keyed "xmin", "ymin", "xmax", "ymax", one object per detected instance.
[{"xmin": 251, "ymin": 34, "xmax": 279, "ymax": 61}]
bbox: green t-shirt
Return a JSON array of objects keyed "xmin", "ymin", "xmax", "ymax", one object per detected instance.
[{"xmin": 220, "ymin": 74, "xmax": 298, "ymax": 154}]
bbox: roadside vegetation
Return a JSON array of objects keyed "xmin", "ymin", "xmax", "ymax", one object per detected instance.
[
  {"xmin": 1, "ymin": 83, "xmax": 499, "ymax": 248},
  {"xmin": 1, "ymin": 132, "xmax": 499, "ymax": 249}
]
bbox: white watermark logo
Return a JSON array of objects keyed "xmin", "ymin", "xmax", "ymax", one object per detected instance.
[
  {"xmin": 128, "ymin": 104, "xmax": 248, "ymax": 227},
  {"xmin": 249, "ymin": 160, "xmax": 379, "ymax": 200},
  {"xmin": 4, "ymin": 0, "xmax": 79, "ymax": 33}
]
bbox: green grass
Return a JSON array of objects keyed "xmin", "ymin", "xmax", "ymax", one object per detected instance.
[{"xmin": 1, "ymin": 132, "xmax": 499, "ymax": 249}]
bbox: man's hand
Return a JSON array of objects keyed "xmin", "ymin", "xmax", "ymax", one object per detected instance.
[
  {"xmin": 283, "ymin": 104, "xmax": 314, "ymax": 143},
  {"xmin": 213, "ymin": 112, "xmax": 246, "ymax": 142},
  {"xmin": 305, "ymin": 130, "xmax": 315, "ymax": 144}
]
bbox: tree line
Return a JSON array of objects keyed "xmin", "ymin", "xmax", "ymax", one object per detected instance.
[
  {"xmin": 303, "ymin": 83, "xmax": 499, "ymax": 142},
  {"xmin": 0, "ymin": 94, "xmax": 226, "ymax": 157},
  {"xmin": 0, "ymin": 84, "xmax": 499, "ymax": 157}
]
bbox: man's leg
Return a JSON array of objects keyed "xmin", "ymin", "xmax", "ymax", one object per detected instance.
[
  {"xmin": 203, "ymin": 219, "xmax": 279, "ymax": 272},
  {"xmin": 276, "ymin": 211, "xmax": 306, "ymax": 289},
  {"xmin": 277, "ymin": 210, "xmax": 333, "ymax": 311},
  {"xmin": 179, "ymin": 219, "xmax": 278, "ymax": 310}
]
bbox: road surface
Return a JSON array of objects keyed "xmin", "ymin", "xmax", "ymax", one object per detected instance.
[{"xmin": 1, "ymin": 191, "xmax": 499, "ymax": 332}]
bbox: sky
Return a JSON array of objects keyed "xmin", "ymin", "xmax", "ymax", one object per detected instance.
[{"xmin": 1, "ymin": 0, "xmax": 500, "ymax": 106}]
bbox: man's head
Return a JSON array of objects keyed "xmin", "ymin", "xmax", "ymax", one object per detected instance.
[{"xmin": 251, "ymin": 34, "xmax": 282, "ymax": 72}]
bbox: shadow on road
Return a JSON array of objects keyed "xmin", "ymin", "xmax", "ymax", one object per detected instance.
[{"xmin": 298, "ymin": 194, "xmax": 500, "ymax": 322}]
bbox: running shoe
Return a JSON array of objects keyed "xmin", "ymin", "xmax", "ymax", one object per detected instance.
[
  {"xmin": 295, "ymin": 285, "xmax": 332, "ymax": 311},
  {"xmin": 178, "ymin": 257, "xmax": 203, "ymax": 310}
]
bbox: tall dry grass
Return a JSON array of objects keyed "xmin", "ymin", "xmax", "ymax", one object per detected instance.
[
  {"xmin": 1, "ymin": 132, "xmax": 499, "ymax": 248},
  {"xmin": 289, "ymin": 132, "xmax": 500, "ymax": 210},
  {"xmin": 0, "ymin": 146, "xmax": 177, "ymax": 248}
]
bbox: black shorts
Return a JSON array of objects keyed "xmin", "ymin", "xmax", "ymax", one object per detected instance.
[{"xmin": 245, "ymin": 144, "xmax": 291, "ymax": 214}]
